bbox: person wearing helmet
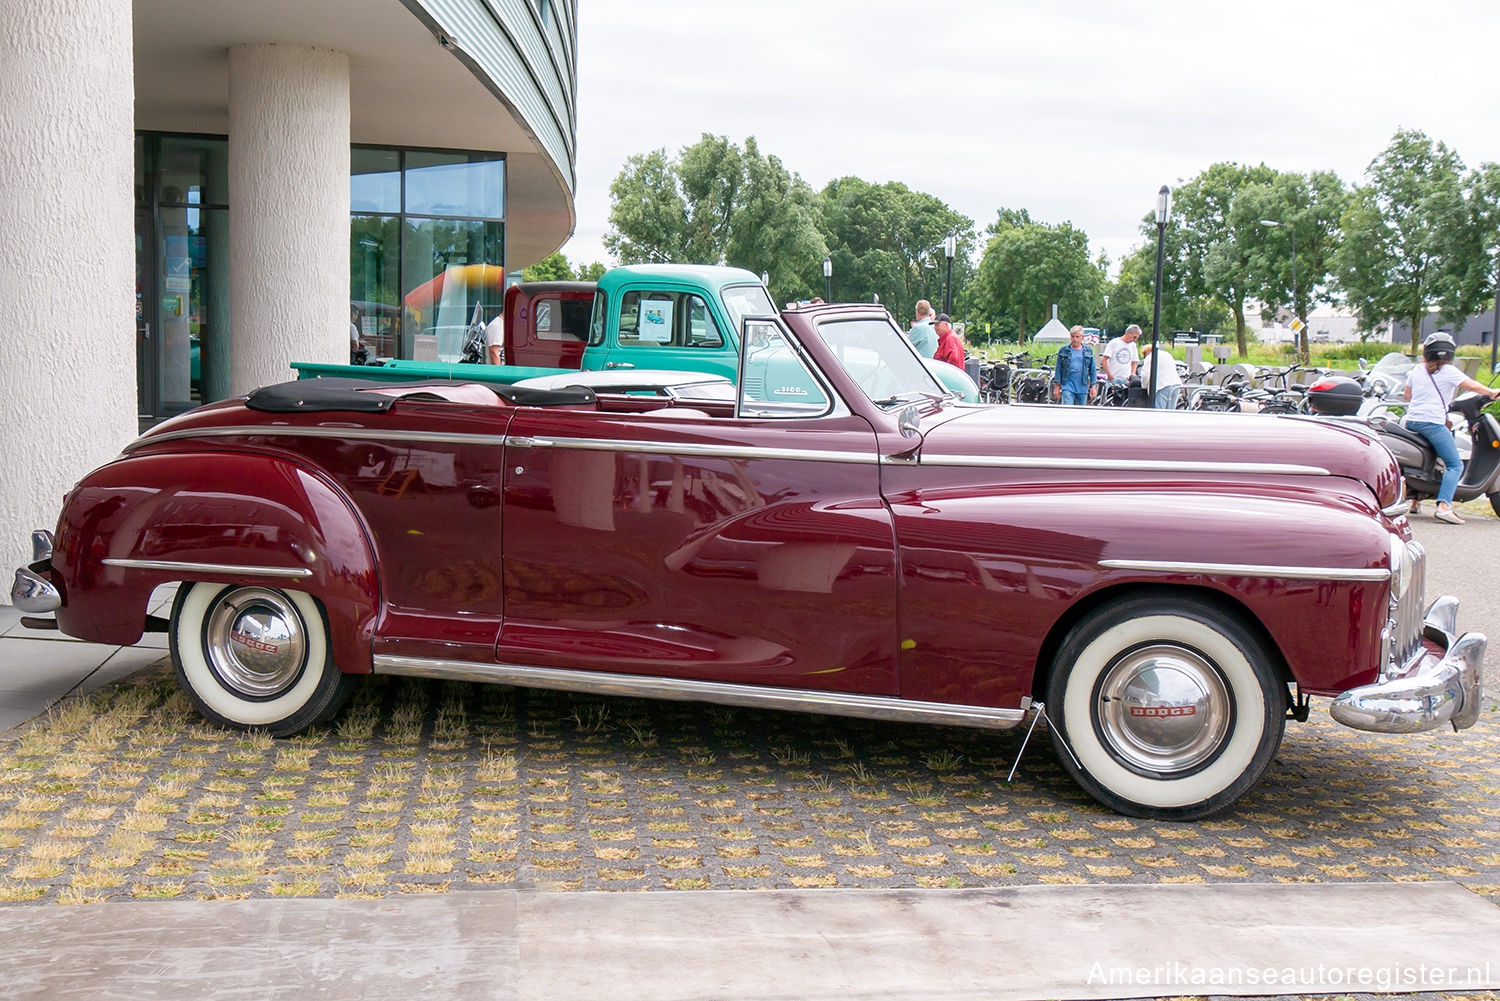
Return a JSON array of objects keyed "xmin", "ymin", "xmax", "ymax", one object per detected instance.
[{"xmin": 1402, "ymin": 332, "xmax": 1500, "ymax": 523}]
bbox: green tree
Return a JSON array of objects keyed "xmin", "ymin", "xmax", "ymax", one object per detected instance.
[
  {"xmin": 1165, "ymin": 163, "xmax": 1277, "ymax": 356},
  {"xmin": 1238, "ymin": 170, "xmax": 1349, "ymax": 360},
  {"xmin": 724, "ymin": 139, "xmax": 825, "ymax": 302},
  {"xmin": 818, "ymin": 177, "xmax": 974, "ymax": 322},
  {"xmin": 973, "ymin": 218, "xmax": 1104, "ymax": 344},
  {"xmin": 604, "ymin": 135, "xmax": 828, "ymax": 300},
  {"xmin": 1335, "ymin": 129, "xmax": 1470, "ymax": 350},
  {"xmin": 604, "ymin": 148, "xmax": 690, "ymax": 263},
  {"xmin": 1438, "ymin": 161, "xmax": 1500, "ymax": 323},
  {"xmin": 522, "ymin": 251, "xmax": 574, "ymax": 282},
  {"xmin": 576, "ymin": 261, "xmax": 608, "ymax": 282}
]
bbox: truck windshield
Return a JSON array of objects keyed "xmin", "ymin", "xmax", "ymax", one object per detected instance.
[
  {"xmin": 721, "ymin": 284, "xmax": 776, "ymax": 336},
  {"xmin": 818, "ymin": 316, "xmax": 946, "ymax": 407}
]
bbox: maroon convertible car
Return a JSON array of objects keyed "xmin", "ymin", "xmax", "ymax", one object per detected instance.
[{"xmin": 12, "ymin": 304, "xmax": 1485, "ymax": 819}]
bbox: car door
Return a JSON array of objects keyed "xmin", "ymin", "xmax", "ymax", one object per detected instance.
[
  {"xmin": 498, "ymin": 377, "xmax": 899, "ymax": 695},
  {"xmin": 591, "ymin": 285, "xmax": 738, "ymax": 382}
]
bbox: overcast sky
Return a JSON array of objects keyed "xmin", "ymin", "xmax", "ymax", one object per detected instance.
[{"xmin": 559, "ymin": 0, "xmax": 1500, "ymax": 277}]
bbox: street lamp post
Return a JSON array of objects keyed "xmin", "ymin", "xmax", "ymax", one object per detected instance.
[
  {"xmin": 823, "ymin": 257, "xmax": 832, "ymax": 303},
  {"xmin": 1149, "ymin": 185, "xmax": 1171, "ymax": 405},
  {"xmin": 943, "ymin": 232, "xmax": 956, "ymax": 316},
  {"xmin": 1260, "ymin": 219, "xmax": 1299, "ymax": 360}
]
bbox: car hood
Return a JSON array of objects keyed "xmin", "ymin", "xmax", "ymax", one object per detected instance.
[{"xmin": 919, "ymin": 404, "xmax": 1401, "ymax": 506}]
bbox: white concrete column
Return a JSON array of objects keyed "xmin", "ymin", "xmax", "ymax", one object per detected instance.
[
  {"xmin": 0, "ymin": 0, "xmax": 136, "ymax": 584},
  {"xmin": 228, "ymin": 44, "xmax": 350, "ymax": 395}
]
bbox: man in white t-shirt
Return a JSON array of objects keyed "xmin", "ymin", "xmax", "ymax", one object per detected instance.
[
  {"xmin": 1139, "ymin": 342, "xmax": 1182, "ymax": 408},
  {"xmin": 1102, "ymin": 325, "xmax": 1141, "ymax": 383},
  {"xmin": 1402, "ymin": 332, "xmax": 1500, "ymax": 523},
  {"xmin": 484, "ymin": 310, "xmax": 505, "ymax": 365}
]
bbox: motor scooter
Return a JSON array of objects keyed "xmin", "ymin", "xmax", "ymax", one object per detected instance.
[{"xmin": 1359, "ymin": 392, "xmax": 1500, "ymax": 517}]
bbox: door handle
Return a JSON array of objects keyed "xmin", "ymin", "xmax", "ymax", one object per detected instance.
[{"xmin": 604, "ymin": 361, "xmax": 635, "ymax": 370}]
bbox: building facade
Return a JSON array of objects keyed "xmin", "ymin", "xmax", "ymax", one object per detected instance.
[{"xmin": 1, "ymin": 0, "xmax": 577, "ymax": 578}]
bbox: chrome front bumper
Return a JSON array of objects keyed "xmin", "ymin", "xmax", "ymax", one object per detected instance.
[
  {"xmin": 10, "ymin": 530, "xmax": 61, "ymax": 614},
  {"xmin": 1330, "ymin": 596, "xmax": 1485, "ymax": 734}
]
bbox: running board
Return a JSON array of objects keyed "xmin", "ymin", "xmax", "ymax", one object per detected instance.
[{"xmin": 371, "ymin": 655, "xmax": 1030, "ymax": 730}]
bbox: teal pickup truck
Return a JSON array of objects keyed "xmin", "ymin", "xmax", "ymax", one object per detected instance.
[{"xmin": 298, "ymin": 264, "xmax": 979, "ymax": 401}]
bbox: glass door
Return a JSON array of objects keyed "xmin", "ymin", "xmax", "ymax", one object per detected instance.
[{"xmin": 135, "ymin": 206, "xmax": 158, "ymax": 426}]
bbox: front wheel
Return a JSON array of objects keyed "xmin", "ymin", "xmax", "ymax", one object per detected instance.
[
  {"xmin": 169, "ymin": 583, "xmax": 353, "ymax": 736},
  {"xmin": 1490, "ymin": 493, "xmax": 1500, "ymax": 519},
  {"xmin": 1045, "ymin": 595, "xmax": 1286, "ymax": 820}
]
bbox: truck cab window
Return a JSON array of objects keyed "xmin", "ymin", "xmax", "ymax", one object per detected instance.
[{"xmin": 617, "ymin": 291, "xmax": 722, "ymax": 348}]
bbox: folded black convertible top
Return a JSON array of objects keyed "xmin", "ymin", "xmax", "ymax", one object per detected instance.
[{"xmin": 245, "ymin": 378, "xmax": 596, "ymax": 413}]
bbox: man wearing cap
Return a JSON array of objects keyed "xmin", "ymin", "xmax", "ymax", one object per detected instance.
[
  {"xmin": 907, "ymin": 300, "xmax": 937, "ymax": 358},
  {"xmin": 933, "ymin": 313, "xmax": 964, "ymax": 367}
]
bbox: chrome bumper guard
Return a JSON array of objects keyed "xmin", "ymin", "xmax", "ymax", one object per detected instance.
[
  {"xmin": 1330, "ymin": 596, "xmax": 1485, "ymax": 734},
  {"xmin": 10, "ymin": 530, "xmax": 60, "ymax": 615}
]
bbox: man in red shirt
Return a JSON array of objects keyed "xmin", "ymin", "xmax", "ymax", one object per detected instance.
[{"xmin": 933, "ymin": 313, "xmax": 964, "ymax": 367}]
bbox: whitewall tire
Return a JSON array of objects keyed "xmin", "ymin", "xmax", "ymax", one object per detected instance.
[
  {"xmin": 1046, "ymin": 595, "xmax": 1286, "ymax": 820},
  {"xmin": 169, "ymin": 582, "xmax": 353, "ymax": 736}
]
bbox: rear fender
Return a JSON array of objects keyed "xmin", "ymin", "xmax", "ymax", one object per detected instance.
[{"xmin": 53, "ymin": 451, "xmax": 378, "ymax": 674}]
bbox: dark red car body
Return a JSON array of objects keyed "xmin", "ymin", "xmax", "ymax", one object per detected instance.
[{"xmin": 15, "ymin": 304, "xmax": 1483, "ymax": 819}]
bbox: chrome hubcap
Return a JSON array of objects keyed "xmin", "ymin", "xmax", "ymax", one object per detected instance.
[
  {"xmin": 1097, "ymin": 644, "xmax": 1231, "ymax": 773},
  {"xmin": 204, "ymin": 588, "xmax": 307, "ymax": 698}
]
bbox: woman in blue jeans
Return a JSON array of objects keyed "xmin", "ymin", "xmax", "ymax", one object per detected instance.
[{"xmin": 1403, "ymin": 332, "xmax": 1500, "ymax": 524}]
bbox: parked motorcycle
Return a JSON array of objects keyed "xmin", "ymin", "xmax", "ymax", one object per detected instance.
[{"xmin": 1314, "ymin": 388, "xmax": 1500, "ymax": 517}]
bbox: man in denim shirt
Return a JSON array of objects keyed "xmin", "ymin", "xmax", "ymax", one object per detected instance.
[{"xmin": 1051, "ymin": 325, "xmax": 1097, "ymax": 405}]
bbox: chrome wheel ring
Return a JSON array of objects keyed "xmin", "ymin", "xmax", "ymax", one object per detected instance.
[
  {"xmin": 1095, "ymin": 644, "xmax": 1232, "ymax": 774},
  {"xmin": 203, "ymin": 587, "xmax": 309, "ymax": 699}
]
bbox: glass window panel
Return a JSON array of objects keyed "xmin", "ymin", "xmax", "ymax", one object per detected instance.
[
  {"xmin": 405, "ymin": 152, "xmax": 504, "ymax": 219},
  {"xmin": 157, "ymin": 205, "xmax": 228, "ymax": 412},
  {"xmin": 351, "ymin": 214, "xmax": 403, "ymax": 361},
  {"xmin": 402, "ymin": 218, "xmax": 505, "ymax": 362},
  {"xmin": 351, "ymin": 147, "xmax": 401, "ymax": 214},
  {"xmin": 158, "ymin": 137, "xmax": 227, "ymax": 207},
  {"xmin": 616, "ymin": 291, "xmax": 720, "ymax": 348}
]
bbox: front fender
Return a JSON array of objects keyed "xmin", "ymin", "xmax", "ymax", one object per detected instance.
[
  {"xmin": 889, "ymin": 480, "xmax": 1395, "ymax": 707},
  {"xmin": 53, "ymin": 451, "xmax": 378, "ymax": 674}
]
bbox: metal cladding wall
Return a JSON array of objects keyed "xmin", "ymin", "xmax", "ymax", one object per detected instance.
[
  {"xmin": 407, "ymin": 0, "xmax": 579, "ymax": 195},
  {"xmin": 0, "ymin": 0, "xmax": 138, "ymax": 580}
]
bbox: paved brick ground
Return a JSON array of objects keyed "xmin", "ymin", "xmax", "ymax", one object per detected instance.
[{"xmin": 1, "ymin": 662, "xmax": 1496, "ymax": 907}]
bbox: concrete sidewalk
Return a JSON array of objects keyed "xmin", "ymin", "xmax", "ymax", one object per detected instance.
[
  {"xmin": 2, "ymin": 882, "xmax": 1497, "ymax": 1000},
  {"xmin": 0, "ymin": 591, "xmax": 175, "ymax": 736}
]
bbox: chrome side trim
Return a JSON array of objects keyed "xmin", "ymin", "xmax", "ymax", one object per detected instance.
[
  {"xmin": 1098, "ymin": 558, "xmax": 1391, "ymax": 582},
  {"xmin": 100, "ymin": 558, "xmax": 314, "ymax": 579},
  {"xmin": 125, "ymin": 425, "xmax": 510, "ymax": 451},
  {"xmin": 920, "ymin": 455, "xmax": 1331, "ymax": 476},
  {"xmin": 372, "ymin": 655, "xmax": 1029, "ymax": 730},
  {"xmin": 507, "ymin": 435, "xmax": 879, "ymax": 465}
]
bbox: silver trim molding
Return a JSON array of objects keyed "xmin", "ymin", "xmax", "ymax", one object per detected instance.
[
  {"xmin": 100, "ymin": 559, "xmax": 314, "ymax": 579},
  {"xmin": 372, "ymin": 655, "xmax": 1029, "ymax": 730},
  {"xmin": 126, "ymin": 426, "xmax": 510, "ymax": 451},
  {"xmin": 507, "ymin": 435, "xmax": 878, "ymax": 465},
  {"xmin": 1098, "ymin": 558, "xmax": 1391, "ymax": 582},
  {"xmin": 921, "ymin": 455, "xmax": 1331, "ymax": 476}
]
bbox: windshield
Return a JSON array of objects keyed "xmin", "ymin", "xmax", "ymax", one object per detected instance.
[
  {"xmin": 817, "ymin": 317, "xmax": 947, "ymax": 407},
  {"xmin": 721, "ymin": 284, "xmax": 776, "ymax": 336}
]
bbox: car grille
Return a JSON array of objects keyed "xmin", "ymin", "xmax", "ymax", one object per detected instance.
[{"xmin": 1390, "ymin": 540, "xmax": 1426, "ymax": 674}]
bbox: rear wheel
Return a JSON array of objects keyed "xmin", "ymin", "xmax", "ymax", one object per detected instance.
[
  {"xmin": 1490, "ymin": 493, "xmax": 1500, "ymax": 519},
  {"xmin": 1045, "ymin": 595, "xmax": 1286, "ymax": 820},
  {"xmin": 169, "ymin": 582, "xmax": 353, "ymax": 736}
]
